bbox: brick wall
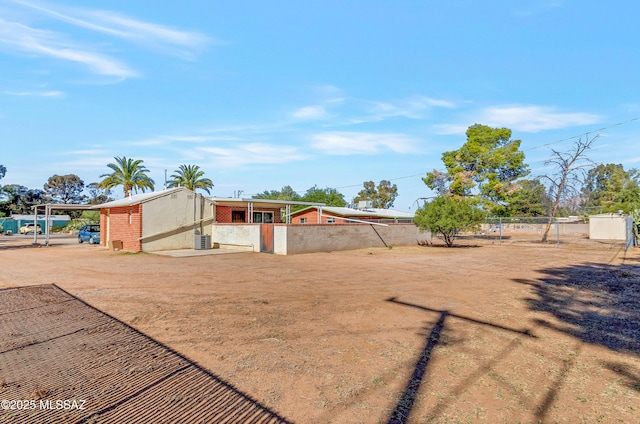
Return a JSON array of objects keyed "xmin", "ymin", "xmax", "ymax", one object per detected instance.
[
  {"xmin": 216, "ymin": 206, "xmax": 283, "ymax": 223},
  {"xmin": 100, "ymin": 205, "xmax": 143, "ymax": 252},
  {"xmin": 292, "ymin": 209, "xmax": 341, "ymax": 224}
]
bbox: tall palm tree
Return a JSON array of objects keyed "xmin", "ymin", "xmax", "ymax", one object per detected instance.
[
  {"xmin": 167, "ymin": 164, "xmax": 214, "ymax": 194},
  {"xmin": 98, "ymin": 156, "xmax": 155, "ymax": 197}
]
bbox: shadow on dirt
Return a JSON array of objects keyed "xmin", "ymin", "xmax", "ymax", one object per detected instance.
[
  {"xmin": 384, "ymin": 298, "xmax": 535, "ymax": 424},
  {"xmin": 514, "ymin": 261, "xmax": 640, "ymax": 354}
]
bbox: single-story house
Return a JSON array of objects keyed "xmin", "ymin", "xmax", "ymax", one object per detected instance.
[
  {"xmin": 290, "ymin": 206, "xmax": 415, "ymax": 224},
  {"xmin": 94, "ymin": 190, "xmax": 325, "ymax": 252},
  {"xmin": 94, "ymin": 189, "xmax": 429, "ymax": 254}
]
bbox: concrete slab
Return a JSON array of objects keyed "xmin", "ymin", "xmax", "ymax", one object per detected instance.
[{"xmin": 149, "ymin": 248, "xmax": 250, "ymax": 257}]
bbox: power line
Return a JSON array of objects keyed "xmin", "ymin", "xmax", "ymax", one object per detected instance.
[
  {"xmin": 524, "ymin": 116, "xmax": 640, "ymax": 151},
  {"xmin": 250, "ymin": 117, "xmax": 640, "ymax": 197}
]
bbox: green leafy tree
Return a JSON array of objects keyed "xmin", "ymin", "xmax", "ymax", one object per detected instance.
[
  {"xmin": 0, "ymin": 165, "xmax": 5, "ymax": 180},
  {"xmin": 424, "ymin": 124, "xmax": 529, "ymax": 212},
  {"xmin": 414, "ymin": 196, "xmax": 484, "ymax": 247},
  {"xmin": 167, "ymin": 164, "xmax": 214, "ymax": 194},
  {"xmin": 581, "ymin": 164, "xmax": 640, "ymax": 213},
  {"xmin": 98, "ymin": 156, "xmax": 155, "ymax": 197},
  {"xmin": 253, "ymin": 185, "xmax": 302, "ymax": 201},
  {"xmin": 0, "ymin": 184, "xmax": 44, "ymax": 215},
  {"xmin": 354, "ymin": 180, "xmax": 398, "ymax": 208},
  {"xmin": 43, "ymin": 174, "xmax": 87, "ymax": 204},
  {"xmin": 86, "ymin": 182, "xmax": 114, "ymax": 205},
  {"xmin": 504, "ymin": 179, "xmax": 550, "ymax": 217},
  {"xmin": 301, "ymin": 185, "xmax": 346, "ymax": 206}
]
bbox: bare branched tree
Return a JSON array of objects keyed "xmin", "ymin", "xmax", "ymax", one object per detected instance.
[{"xmin": 539, "ymin": 134, "xmax": 598, "ymax": 242}]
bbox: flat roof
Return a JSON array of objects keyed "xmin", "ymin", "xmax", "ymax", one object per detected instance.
[{"xmin": 210, "ymin": 197, "xmax": 326, "ymax": 209}]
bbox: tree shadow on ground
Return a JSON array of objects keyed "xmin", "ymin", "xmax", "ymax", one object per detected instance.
[{"xmin": 514, "ymin": 261, "xmax": 640, "ymax": 354}]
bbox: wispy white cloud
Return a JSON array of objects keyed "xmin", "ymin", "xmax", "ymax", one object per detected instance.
[
  {"xmin": 0, "ymin": 18, "xmax": 138, "ymax": 78},
  {"xmin": 2, "ymin": 89, "xmax": 64, "ymax": 97},
  {"xmin": 131, "ymin": 134, "xmax": 229, "ymax": 146},
  {"xmin": 435, "ymin": 104, "xmax": 601, "ymax": 134},
  {"xmin": 292, "ymin": 105, "xmax": 328, "ymax": 120},
  {"xmin": 311, "ymin": 131, "xmax": 419, "ymax": 155},
  {"xmin": 196, "ymin": 143, "xmax": 308, "ymax": 168},
  {"xmin": 0, "ymin": 0, "xmax": 212, "ymax": 79},
  {"xmin": 352, "ymin": 95, "xmax": 456, "ymax": 124},
  {"xmin": 10, "ymin": 0, "xmax": 213, "ymax": 58},
  {"xmin": 480, "ymin": 105, "xmax": 601, "ymax": 132}
]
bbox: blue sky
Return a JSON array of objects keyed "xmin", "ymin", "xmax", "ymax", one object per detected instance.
[{"xmin": 1, "ymin": 0, "xmax": 639, "ymax": 211}]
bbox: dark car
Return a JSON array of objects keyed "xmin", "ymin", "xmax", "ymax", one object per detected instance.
[{"xmin": 78, "ymin": 224, "xmax": 100, "ymax": 244}]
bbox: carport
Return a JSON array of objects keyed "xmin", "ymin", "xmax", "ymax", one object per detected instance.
[{"xmin": 31, "ymin": 203, "xmax": 94, "ymax": 246}]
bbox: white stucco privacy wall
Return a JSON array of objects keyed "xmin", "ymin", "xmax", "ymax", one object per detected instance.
[{"xmin": 212, "ymin": 224, "xmax": 261, "ymax": 251}]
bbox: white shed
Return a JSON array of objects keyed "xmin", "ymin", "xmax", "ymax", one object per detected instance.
[{"xmin": 589, "ymin": 213, "xmax": 630, "ymax": 240}]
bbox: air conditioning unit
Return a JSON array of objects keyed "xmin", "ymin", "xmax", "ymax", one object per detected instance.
[
  {"xmin": 358, "ymin": 200, "xmax": 373, "ymax": 209},
  {"xmin": 194, "ymin": 234, "xmax": 211, "ymax": 250}
]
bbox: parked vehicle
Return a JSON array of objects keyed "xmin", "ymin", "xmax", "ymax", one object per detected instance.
[
  {"xmin": 78, "ymin": 224, "xmax": 100, "ymax": 244},
  {"xmin": 19, "ymin": 223, "xmax": 42, "ymax": 234}
]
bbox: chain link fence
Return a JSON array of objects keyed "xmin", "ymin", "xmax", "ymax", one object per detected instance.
[{"xmin": 462, "ymin": 216, "xmax": 591, "ymax": 246}]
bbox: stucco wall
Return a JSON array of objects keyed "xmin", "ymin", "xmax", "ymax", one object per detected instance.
[
  {"xmin": 589, "ymin": 214, "xmax": 628, "ymax": 240},
  {"xmin": 141, "ymin": 192, "xmax": 215, "ymax": 251},
  {"xmin": 211, "ymin": 224, "xmax": 261, "ymax": 251}
]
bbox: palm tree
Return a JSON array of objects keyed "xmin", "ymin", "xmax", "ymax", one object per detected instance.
[
  {"xmin": 98, "ymin": 156, "xmax": 155, "ymax": 197},
  {"xmin": 167, "ymin": 164, "xmax": 214, "ymax": 194}
]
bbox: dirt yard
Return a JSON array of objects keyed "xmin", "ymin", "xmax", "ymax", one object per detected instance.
[{"xmin": 1, "ymin": 235, "xmax": 639, "ymax": 423}]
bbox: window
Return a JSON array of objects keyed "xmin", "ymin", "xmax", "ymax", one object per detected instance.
[
  {"xmin": 253, "ymin": 211, "xmax": 274, "ymax": 223},
  {"xmin": 299, "ymin": 218, "xmax": 307, "ymax": 224},
  {"xmin": 232, "ymin": 211, "xmax": 246, "ymax": 223},
  {"xmin": 326, "ymin": 217, "xmax": 335, "ymax": 223}
]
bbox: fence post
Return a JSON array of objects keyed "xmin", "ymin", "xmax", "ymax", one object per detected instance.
[{"xmin": 499, "ymin": 217, "xmax": 502, "ymax": 245}]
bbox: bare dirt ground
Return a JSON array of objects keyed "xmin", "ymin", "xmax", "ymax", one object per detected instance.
[{"xmin": 1, "ymin": 234, "xmax": 639, "ymax": 423}]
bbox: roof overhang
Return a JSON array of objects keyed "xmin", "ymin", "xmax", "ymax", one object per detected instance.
[{"xmin": 209, "ymin": 198, "xmax": 326, "ymax": 209}]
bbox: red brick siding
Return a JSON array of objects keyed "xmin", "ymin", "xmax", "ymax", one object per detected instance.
[
  {"xmin": 291, "ymin": 209, "xmax": 343, "ymax": 224},
  {"xmin": 100, "ymin": 205, "xmax": 143, "ymax": 252},
  {"xmin": 291, "ymin": 209, "xmax": 388, "ymax": 224},
  {"xmin": 216, "ymin": 206, "xmax": 283, "ymax": 223}
]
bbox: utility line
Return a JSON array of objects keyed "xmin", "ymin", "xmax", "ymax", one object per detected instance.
[
  {"xmin": 248, "ymin": 117, "xmax": 640, "ymax": 197},
  {"xmin": 523, "ymin": 116, "xmax": 640, "ymax": 151}
]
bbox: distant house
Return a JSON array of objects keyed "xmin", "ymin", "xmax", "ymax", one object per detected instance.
[{"xmin": 290, "ymin": 206, "xmax": 415, "ymax": 225}]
